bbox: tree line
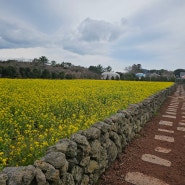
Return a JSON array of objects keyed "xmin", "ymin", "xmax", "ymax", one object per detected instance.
[
  {"xmin": 0, "ymin": 58, "xmax": 185, "ymax": 81},
  {"xmin": 0, "ymin": 56, "xmax": 113, "ymax": 79},
  {"xmin": 119, "ymin": 64, "xmax": 185, "ymax": 82},
  {"xmin": 0, "ymin": 57, "xmax": 101, "ymax": 79},
  {"xmin": 0, "ymin": 65, "xmax": 67, "ymax": 79}
]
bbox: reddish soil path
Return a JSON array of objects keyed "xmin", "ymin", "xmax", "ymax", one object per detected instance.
[{"xmin": 99, "ymin": 84, "xmax": 185, "ymax": 185}]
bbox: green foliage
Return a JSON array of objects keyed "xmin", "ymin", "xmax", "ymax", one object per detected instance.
[
  {"xmin": 41, "ymin": 69, "xmax": 51, "ymax": 79},
  {"xmin": 0, "ymin": 58, "xmax": 182, "ymax": 82},
  {"xmin": 88, "ymin": 64, "xmax": 112, "ymax": 74},
  {"xmin": 89, "ymin": 65, "xmax": 103, "ymax": 74},
  {"xmin": 120, "ymin": 73, "xmax": 136, "ymax": 80},
  {"xmin": 51, "ymin": 60, "xmax": 56, "ymax": 66},
  {"xmin": 131, "ymin": 64, "xmax": 142, "ymax": 73},
  {"xmin": 65, "ymin": 73, "xmax": 74, "ymax": 79},
  {"xmin": 58, "ymin": 72, "xmax": 65, "ymax": 79},
  {"xmin": 3, "ymin": 66, "xmax": 17, "ymax": 78},
  {"xmin": 0, "ymin": 66, "xmax": 3, "ymax": 77},
  {"xmin": 104, "ymin": 66, "xmax": 112, "ymax": 72},
  {"xmin": 39, "ymin": 56, "xmax": 49, "ymax": 66},
  {"xmin": 125, "ymin": 64, "xmax": 142, "ymax": 74},
  {"xmin": 32, "ymin": 69, "xmax": 41, "ymax": 78}
]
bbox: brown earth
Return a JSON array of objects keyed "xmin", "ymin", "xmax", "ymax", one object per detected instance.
[{"xmin": 99, "ymin": 85, "xmax": 185, "ymax": 185}]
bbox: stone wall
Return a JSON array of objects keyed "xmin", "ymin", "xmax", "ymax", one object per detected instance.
[{"xmin": 0, "ymin": 84, "xmax": 176, "ymax": 185}]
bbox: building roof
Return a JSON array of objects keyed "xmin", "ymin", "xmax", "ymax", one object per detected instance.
[
  {"xmin": 135, "ymin": 73, "xmax": 146, "ymax": 77},
  {"xmin": 101, "ymin": 72, "xmax": 120, "ymax": 79},
  {"xmin": 102, "ymin": 72, "xmax": 120, "ymax": 76},
  {"xmin": 180, "ymin": 72, "xmax": 185, "ymax": 77}
]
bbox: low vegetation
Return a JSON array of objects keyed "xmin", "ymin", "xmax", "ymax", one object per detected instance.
[{"xmin": 0, "ymin": 79, "xmax": 173, "ymax": 170}]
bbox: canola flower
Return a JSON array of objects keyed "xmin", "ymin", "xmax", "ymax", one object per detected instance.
[{"xmin": 0, "ymin": 79, "xmax": 174, "ymax": 170}]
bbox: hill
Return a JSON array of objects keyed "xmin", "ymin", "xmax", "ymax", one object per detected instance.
[{"xmin": 0, "ymin": 59, "xmax": 100, "ymax": 79}]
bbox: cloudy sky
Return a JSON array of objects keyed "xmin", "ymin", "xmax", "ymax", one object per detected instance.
[{"xmin": 0, "ymin": 0, "xmax": 185, "ymax": 72}]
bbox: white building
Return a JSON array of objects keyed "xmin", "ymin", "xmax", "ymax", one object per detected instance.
[
  {"xmin": 101, "ymin": 72, "xmax": 120, "ymax": 80},
  {"xmin": 180, "ymin": 72, "xmax": 185, "ymax": 78}
]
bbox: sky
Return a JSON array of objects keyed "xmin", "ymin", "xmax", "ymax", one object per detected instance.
[{"xmin": 0, "ymin": 0, "xmax": 185, "ymax": 72}]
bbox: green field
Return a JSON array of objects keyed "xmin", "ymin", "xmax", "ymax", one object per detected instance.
[{"xmin": 0, "ymin": 79, "xmax": 174, "ymax": 169}]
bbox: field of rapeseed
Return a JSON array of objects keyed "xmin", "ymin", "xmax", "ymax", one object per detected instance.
[{"xmin": 0, "ymin": 79, "xmax": 173, "ymax": 170}]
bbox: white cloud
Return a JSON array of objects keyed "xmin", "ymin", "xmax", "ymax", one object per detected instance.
[
  {"xmin": 0, "ymin": 0, "xmax": 185, "ymax": 71},
  {"xmin": 0, "ymin": 16, "xmax": 48, "ymax": 48},
  {"xmin": 78, "ymin": 18, "xmax": 127, "ymax": 42}
]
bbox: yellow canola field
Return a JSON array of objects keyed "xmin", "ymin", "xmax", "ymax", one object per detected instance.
[{"xmin": 0, "ymin": 79, "xmax": 173, "ymax": 169}]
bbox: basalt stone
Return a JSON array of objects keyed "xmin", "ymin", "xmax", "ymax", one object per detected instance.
[
  {"xmin": 34, "ymin": 160, "xmax": 60, "ymax": 182},
  {"xmin": 0, "ymin": 173, "xmax": 8, "ymax": 185},
  {"xmin": 47, "ymin": 139, "xmax": 77, "ymax": 158},
  {"xmin": 99, "ymin": 132, "xmax": 109, "ymax": 146},
  {"xmin": 89, "ymin": 139, "xmax": 101, "ymax": 159},
  {"xmin": 75, "ymin": 148, "xmax": 85, "ymax": 164},
  {"xmin": 3, "ymin": 165, "xmax": 35, "ymax": 185},
  {"xmin": 71, "ymin": 133, "xmax": 89, "ymax": 147},
  {"xmin": 86, "ymin": 160, "xmax": 99, "ymax": 173},
  {"xmin": 119, "ymin": 134, "xmax": 127, "ymax": 148},
  {"xmin": 35, "ymin": 158, "xmax": 68, "ymax": 177},
  {"xmin": 22, "ymin": 165, "xmax": 36, "ymax": 185},
  {"xmin": 103, "ymin": 118, "xmax": 119, "ymax": 132},
  {"xmin": 106, "ymin": 139, "xmax": 118, "ymax": 163},
  {"xmin": 60, "ymin": 160, "xmax": 69, "ymax": 175},
  {"xmin": 3, "ymin": 167, "xmax": 22, "ymax": 185},
  {"xmin": 110, "ymin": 113, "xmax": 125, "ymax": 124},
  {"xmin": 42, "ymin": 152, "xmax": 67, "ymax": 169},
  {"xmin": 89, "ymin": 172, "xmax": 101, "ymax": 185},
  {"xmin": 82, "ymin": 127, "xmax": 101, "ymax": 140},
  {"xmin": 98, "ymin": 147, "xmax": 108, "ymax": 169},
  {"xmin": 134, "ymin": 120, "xmax": 142, "ymax": 132},
  {"xmin": 35, "ymin": 167, "xmax": 47, "ymax": 185},
  {"xmin": 103, "ymin": 117, "xmax": 114, "ymax": 124},
  {"xmin": 80, "ymin": 156, "xmax": 91, "ymax": 167},
  {"xmin": 81, "ymin": 175, "xmax": 89, "ymax": 185},
  {"xmin": 71, "ymin": 133, "xmax": 91, "ymax": 156},
  {"xmin": 68, "ymin": 158, "xmax": 78, "ymax": 172},
  {"xmin": 109, "ymin": 131, "xmax": 122, "ymax": 153},
  {"xmin": 71, "ymin": 165, "xmax": 83, "ymax": 183},
  {"xmin": 119, "ymin": 124, "xmax": 129, "ymax": 136},
  {"xmin": 92, "ymin": 121, "xmax": 111, "ymax": 133},
  {"xmin": 61, "ymin": 173, "xmax": 75, "ymax": 185},
  {"xmin": 34, "ymin": 160, "xmax": 53, "ymax": 171},
  {"xmin": 117, "ymin": 110, "xmax": 130, "ymax": 119},
  {"xmin": 55, "ymin": 139, "xmax": 77, "ymax": 158},
  {"xmin": 127, "ymin": 104, "xmax": 139, "ymax": 115}
]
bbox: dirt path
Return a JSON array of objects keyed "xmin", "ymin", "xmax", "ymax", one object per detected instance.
[{"xmin": 99, "ymin": 84, "xmax": 185, "ymax": 185}]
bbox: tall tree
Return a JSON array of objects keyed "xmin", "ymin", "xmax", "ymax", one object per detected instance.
[
  {"xmin": 125, "ymin": 64, "xmax": 142, "ymax": 73},
  {"xmin": 32, "ymin": 58, "xmax": 40, "ymax": 66},
  {"xmin": 104, "ymin": 66, "xmax": 112, "ymax": 72},
  {"xmin": 89, "ymin": 64, "xmax": 104, "ymax": 74},
  {"xmin": 124, "ymin": 66, "xmax": 132, "ymax": 73},
  {"xmin": 131, "ymin": 64, "xmax": 142, "ymax": 73},
  {"xmin": 39, "ymin": 56, "xmax": 49, "ymax": 66},
  {"xmin": 51, "ymin": 60, "xmax": 56, "ymax": 66}
]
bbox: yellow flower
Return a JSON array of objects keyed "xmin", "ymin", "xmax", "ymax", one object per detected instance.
[
  {"xmin": 2, "ymin": 158, "xmax": 7, "ymax": 166},
  {"xmin": 0, "ymin": 78, "xmax": 173, "ymax": 169}
]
